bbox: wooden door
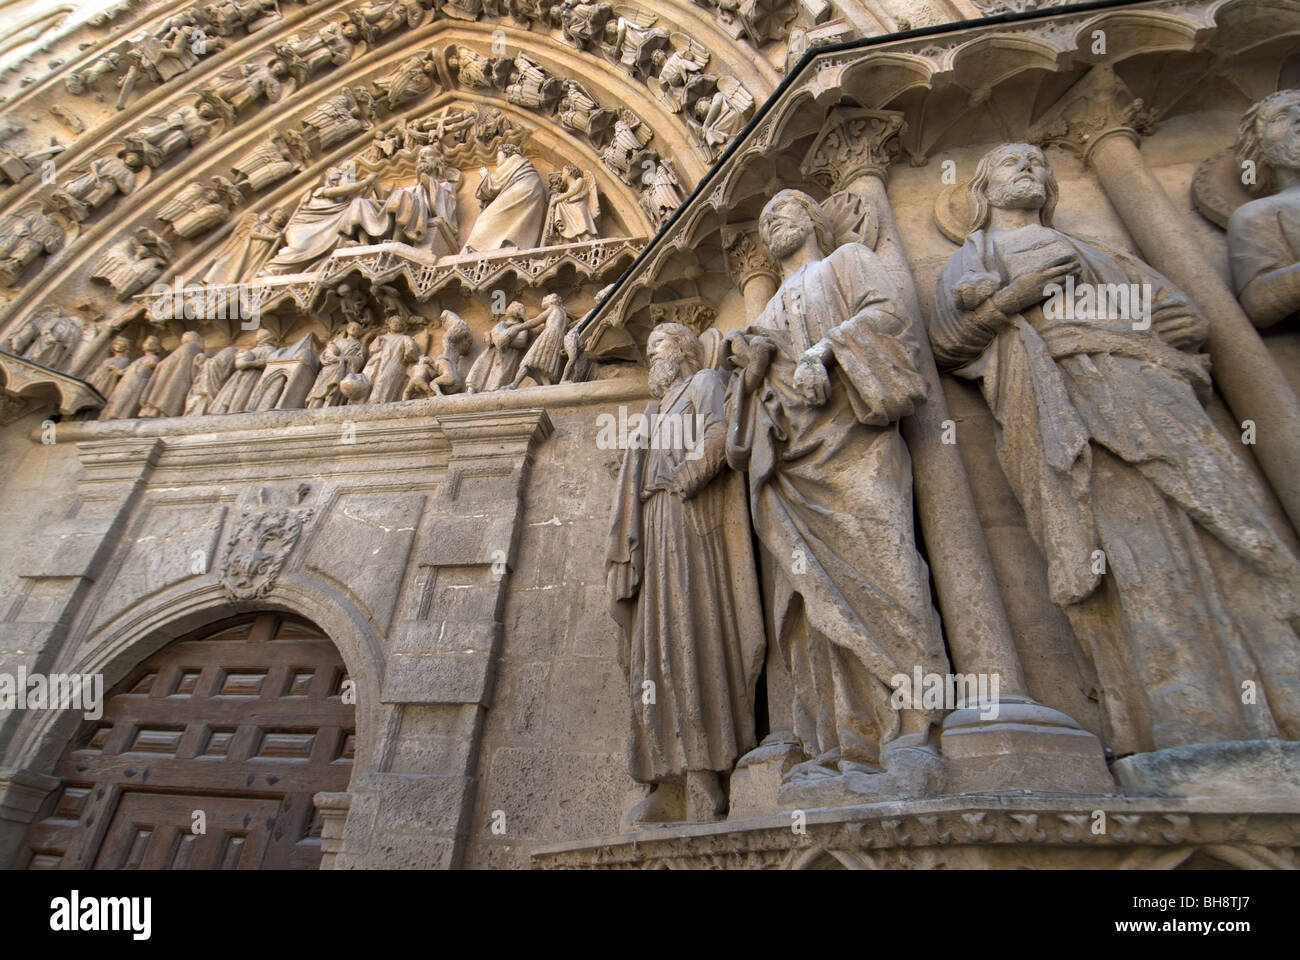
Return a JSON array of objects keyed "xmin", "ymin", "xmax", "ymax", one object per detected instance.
[{"xmin": 21, "ymin": 613, "xmax": 355, "ymax": 870}]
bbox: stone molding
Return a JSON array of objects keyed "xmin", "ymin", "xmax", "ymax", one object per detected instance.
[{"xmin": 533, "ymin": 796, "xmax": 1300, "ymax": 869}]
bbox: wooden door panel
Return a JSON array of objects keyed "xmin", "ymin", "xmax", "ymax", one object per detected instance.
[
  {"xmin": 93, "ymin": 793, "xmax": 280, "ymax": 870},
  {"xmin": 22, "ymin": 614, "xmax": 353, "ymax": 871}
]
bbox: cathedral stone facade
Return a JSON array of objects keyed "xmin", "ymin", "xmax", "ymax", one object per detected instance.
[{"xmin": 0, "ymin": 0, "xmax": 1298, "ymax": 870}]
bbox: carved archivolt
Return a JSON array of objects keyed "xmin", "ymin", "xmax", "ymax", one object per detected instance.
[{"xmin": 0, "ymin": 0, "xmax": 845, "ymax": 311}]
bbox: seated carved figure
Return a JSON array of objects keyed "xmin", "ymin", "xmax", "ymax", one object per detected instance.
[
  {"xmin": 262, "ymin": 166, "xmax": 380, "ymax": 274},
  {"xmin": 4, "ymin": 307, "xmax": 83, "ymax": 371},
  {"xmin": 91, "ymin": 231, "xmax": 171, "ymax": 300},
  {"xmin": 933, "ymin": 143, "xmax": 1300, "ymax": 757},
  {"xmin": 0, "ymin": 211, "xmax": 63, "ymax": 286},
  {"xmin": 462, "ymin": 144, "xmax": 547, "ymax": 253},
  {"xmin": 1228, "ymin": 90, "xmax": 1300, "ymax": 329},
  {"xmin": 48, "ymin": 153, "xmax": 143, "ymax": 223}
]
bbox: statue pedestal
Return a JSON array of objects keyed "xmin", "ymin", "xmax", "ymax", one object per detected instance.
[
  {"xmin": 532, "ymin": 795, "xmax": 1300, "ymax": 869},
  {"xmin": 1113, "ymin": 740, "xmax": 1300, "ymax": 800},
  {"xmin": 940, "ymin": 696, "xmax": 1117, "ymax": 796},
  {"xmin": 727, "ymin": 734, "xmax": 803, "ymax": 821}
]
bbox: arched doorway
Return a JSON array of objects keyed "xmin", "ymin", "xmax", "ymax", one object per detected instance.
[{"xmin": 20, "ymin": 613, "xmax": 355, "ymax": 870}]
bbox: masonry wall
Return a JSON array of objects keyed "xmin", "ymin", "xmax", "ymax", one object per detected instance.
[{"xmin": 465, "ymin": 399, "xmax": 641, "ymax": 869}]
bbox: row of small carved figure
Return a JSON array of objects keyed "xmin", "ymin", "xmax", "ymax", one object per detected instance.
[
  {"xmin": 0, "ymin": 1, "xmax": 446, "ymax": 298},
  {"xmin": 3, "ymin": 296, "xmax": 597, "ymax": 419},
  {"xmin": 55, "ymin": 0, "xmax": 811, "ymax": 114}
]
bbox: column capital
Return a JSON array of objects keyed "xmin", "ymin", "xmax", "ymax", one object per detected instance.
[
  {"xmin": 721, "ymin": 222, "xmax": 780, "ymax": 290},
  {"xmin": 1028, "ymin": 64, "xmax": 1159, "ymax": 165},
  {"xmin": 801, "ymin": 108, "xmax": 907, "ymax": 192}
]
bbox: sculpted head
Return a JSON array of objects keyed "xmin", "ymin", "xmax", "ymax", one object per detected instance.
[
  {"xmin": 646, "ymin": 322, "xmax": 703, "ymax": 399},
  {"xmin": 967, "ymin": 143, "xmax": 1058, "ymax": 230},
  {"xmin": 386, "ymin": 314, "xmax": 405, "ymax": 333},
  {"xmin": 110, "ymin": 335, "xmax": 131, "ymax": 355},
  {"xmin": 1237, "ymin": 90, "xmax": 1300, "ymax": 196},
  {"xmin": 143, "ymin": 335, "xmax": 162, "ymax": 354},
  {"xmin": 760, "ymin": 189, "xmax": 834, "ymax": 262},
  {"xmin": 269, "ymin": 208, "xmax": 288, "ymax": 229},
  {"xmin": 345, "ymin": 321, "xmax": 363, "ymax": 338},
  {"xmin": 418, "ymin": 145, "xmax": 441, "ymax": 169},
  {"xmin": 498, "ymin": 142, "xmax": 522, "ymax": 165},
  {"xmin": 181, "ymin": 330, "xmax": 202, "ymax": 345}
]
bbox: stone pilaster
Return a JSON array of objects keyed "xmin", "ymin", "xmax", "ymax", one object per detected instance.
[
  {"xmin": 0, "ymin": 437, "xmax": 163, "ymax": 757},
  {"xmin": 312, "ymin": 791, "xmax": 351, "ymax": 871},
  {"xmin": 333, "ymin": 409, "xmax": 553, "ymax": 870}
]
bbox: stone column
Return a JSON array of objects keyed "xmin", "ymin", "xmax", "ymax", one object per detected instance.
[
  {"xmin": 722, "ymin": 223, "xmax": 780, "ymax": 322},
  {"xmin": 1031, "ymin": 65, "xmax": 1300, "ymax": 532},
  {"xmin": 800, "ymin": 108, "xmax": 1113, "ymax": 794},
  {"xmin": 312, "ymin": 791, "xmax": 350, "ymax": 870}
]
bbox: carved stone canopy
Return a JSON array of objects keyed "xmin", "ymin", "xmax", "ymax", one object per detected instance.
[{"xmin": 0, "ymin": 350, "xmax": 105, "ymax": 415}]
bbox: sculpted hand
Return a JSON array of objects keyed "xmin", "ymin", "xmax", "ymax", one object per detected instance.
[
  {"xmin": 1151, "ymin": 303, "xmax": 1208, "ymax": 350},
  {"xmin": 792, "ymin": 355, "xmax": 830, "ymax": 406},
  {"xmin": 742, "ymin": 334, "xmax": 776, "ymax": 392},
  {"xmin": 992, "ymin": 254, "xmax": 1080, "ymax": 316}
]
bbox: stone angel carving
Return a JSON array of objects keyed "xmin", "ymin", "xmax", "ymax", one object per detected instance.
[
  {"xmin": 690, "ymin": 75, "xmax": 753, "ymax": 158},
  {"xmin": 605, "ymin": 7, "xmax": 670, "ymax": 78},
  {"xmin": 543, "ymin": 165, "xmax": 600, "ymax": 244},
  {"xmin": 558, "ymin": 80, "xmax": 617, "ymax": 146},
  {"xmin": 652, "ymin": 36, "xmax": 710, "ymax": 111},
  {"xmin": 154, "ymin": 176, "xmax": 244, "ymax": 239},
  {"xmin": 90, "ymin": 228, "xmax": 172, "ymax": 299}
]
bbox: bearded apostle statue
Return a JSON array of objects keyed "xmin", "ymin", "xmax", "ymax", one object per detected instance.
[
  {"xmin": 607, "ymin": 322, "xmax": 765, "ymax": 824},
  {"xmin": 932, "ymin": 143, "xmax": 1300, "ymax": 757},
  {"xmin": 726, "ymin": 189, "xmax": 950, "ymax": 805},
  {"xmin": 1228, "ymin": 90, "xmax": 1300, "ymax": 329}
]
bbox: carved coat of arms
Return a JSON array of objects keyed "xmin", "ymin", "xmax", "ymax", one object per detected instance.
[{"xmin": 220, "ymin": 491, "xmax": 314, "ymax": 600}]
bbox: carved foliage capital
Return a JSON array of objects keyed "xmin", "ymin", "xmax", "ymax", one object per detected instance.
[
  {"xmin": 649, "ymin": 297, "xmax": 718, "ymax": 334},
  {"xmin": 1028, "ymin": 65, "xmax": 1158, "ymax": 163},
  {"xmin": 721, "ymin": 223, "xmax": 779, "ymax": 289},
  {"xmin": 801, "ymin": 109, "xmax": 906, "ymax": 192}
]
